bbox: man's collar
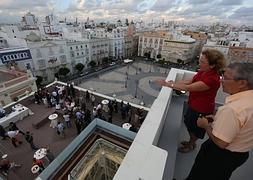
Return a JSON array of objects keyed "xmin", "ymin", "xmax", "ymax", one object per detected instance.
[{"xmin": 225, "ymin": 90, "xmax": 253, "ymax": 103}]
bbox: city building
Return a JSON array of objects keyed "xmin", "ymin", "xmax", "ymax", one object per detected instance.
[
  {"xmin": 161, "ymin": 33, "xmax": 197, "ymax": 64},
  {"xmin": 183, "ymin": 31, "xmax": 208, "ymax": 60},
  {"xmin": 0, "ymin": 47, "xmax": 34, "ymax": 71},
  {"xmin": 0, "ymin": 68, "xmax": 37, "ymax": 106},
  {"xmin": 138, "ymin": 30, "xmax": 168, "ymax": 59},
  {"xmin": 227, "ymin": 46, "xmax": 253, "ymax": 64},
  {"xmin": 107, "ymin": 27, "xmax": 124, "ymax": 61},
  {"xmin": 86, "ymin": 38, "xmax": 110, "ymax": 65},
  {"xmin": 66, "ymin": 40, "xmax": 90, "ymax": 69},
  {"xmin": 27, "ymin": 38, "xmax": 71, "ymax": 83}
]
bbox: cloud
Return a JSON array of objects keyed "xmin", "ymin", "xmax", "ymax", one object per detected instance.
[
  {"xmin": 219, "ymin": 0, "xmax": 244, "ymax": 6},
  {"xmin": 187, "ymin": 0, "xmax": 212, "ymax": 5},
  {"xmin": 228, "ymin": 7, "xmax": 253, "ymax": 22},
  {"xmin": 0, "ymin": 0, "xmax": 252, "ymax": 25}
]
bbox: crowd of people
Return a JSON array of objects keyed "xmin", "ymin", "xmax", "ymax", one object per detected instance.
[{"xmin": 34, "ymin": 83, "xmax": 146, "ymax": 137}]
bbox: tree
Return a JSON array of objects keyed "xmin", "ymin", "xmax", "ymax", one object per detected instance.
[
  {"xmin": 102, "ymin": 57, "xmax": 109, "ymax": 64},
  {"xmin": 125, "ymin": 18, "xmax": 129, "ymax": 26},
  {"xmin": 89, "ymin": 60, "xmax": 96, "ymax": 68},
  {"xmin": 75, "ymin": 63, "xmax": 84, "ymax": 73},
  {"xmin": 158, "ymin": 59, "xmax": 165, "ymax": 65},
  {"xmin": 35, "ymin": 76, "xmax": 43, "ymax": 87},
  {"xmin": 177, "ymin": 59, "xmax": 183, "ymax": 64},
  {"xmin": 58, "ymin": 67, "xmax": 70, "ymax": 77}
]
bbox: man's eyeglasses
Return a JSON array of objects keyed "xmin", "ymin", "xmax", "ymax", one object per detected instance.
[
  {"xmin": 221, "ymin": 74, "xmax": 234, "ymax": 81},
  {"xmin": 221, "ymin": 74, "xmax": 245, "ymax": 81}
]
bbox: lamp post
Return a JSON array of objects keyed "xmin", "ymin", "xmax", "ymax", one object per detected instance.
[
  {"xmin": 125, "ymin": 77, "xmax": 127, "ymax": 88},
  {"xmin": 126, "ymin": 65, "xmax": 129, "ymax": 80},
  {"xmin": 134, "ymin": 79, "xmax": 138, "ymax": 98}
]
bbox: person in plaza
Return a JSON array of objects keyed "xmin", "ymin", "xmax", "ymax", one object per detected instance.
[
  {"xmin": 85, "ymin": 90, "xmax": 90, "ymax": 102},
  {"xmin": 0, "ymin": 154, "xmax": 21, "ymax": 176},
  {"xmin": 0, "ymin": 104, "xmax": 6, "ymax": 118},
  {"xmin": 75, "ymin": 117, "xmax": 83, "ymax": 134},
  {"xmin": 0, "ymin": 125, "xmax": 7, "ymax": 140},
  {"xmin": 96, "ymin": 103, "xmax": 102, "ymax": 118},
  {"xmin": 81, "ymin": 100, "xmax": 86, "ymax": 112},
  {"xmin": 46, "ymin": 91, "xmax": 52, "ymax": 108},
  {"xmin": 108, "ymin": 101, "xmax": 114, "ymax": 116},
  {"xmin": 46, "ymin": 146, "xmax": 55, "ymax": 163},
  {"xmin": 84, "ymin": 109, "xmax": 92, "ymax": 125},
  {"xmin": 156, "ymin": 49, "xmax": 226, "ymax": 153},
  {"xmin": 56, "ymin": 121, "xmax": 65, "ymax": 137},
  {"xmin": 32, "ymin": 158, "xmax": 45, "ymax": 173},
  {"xmin": 113, "ymin": 99, "xmax": 118, "ymax": 113},
  {"xmin": 9, "ymin": 122, "xmax": 25, "ymax": 135},
  {"xmin": 6, "ymin": 130, "xmax": 23, "ymax": 147},
  {"xmin": 34, "ymin": 92, "xmax": 41, "ymax": 104},
  {"xmin": 25, "ymin": 131, "xmax": 38, "ymax": 150},
  {"xmin": 63, "ymin": 112, "xmax": 71, "ymax": 128},
  {"xmin": 91, "ymin": 94, "xmax": 96, "ymax": 106},
  {"xmin": 186, "ymin": 62, "xmax": 253, "ymax": 180},
  {"xmin": 92, "ymin": 107, "xmax": 98, "ymax": 119},
  {"xmin": 108, "ymin": 114, "xmax": 112, "ymax": 123}
]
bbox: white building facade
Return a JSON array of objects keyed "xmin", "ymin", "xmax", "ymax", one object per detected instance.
[
  {"xmin": 107, "ymin": 28, "xmax": 124, "ymax": 60},
  {"xmin": 27, "ymin": 40, "xmax": 71, "ymax": 83},
  {"xmin": 66, "ymin": 40, "xmax": 90, "ymax": 70}
]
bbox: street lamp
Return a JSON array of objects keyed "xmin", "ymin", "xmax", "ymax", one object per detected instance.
[
  {"xmin": 125, "ymin": 77, "xmax": 127, "ymax": 88},
  {"xmin": 134, "ymin": 79, "xmax": 138, "ymax": 98}
]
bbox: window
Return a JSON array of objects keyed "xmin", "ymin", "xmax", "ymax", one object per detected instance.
[
  {"xmin": 38, "ymin": 59, "xmax": 46, "ymax": 68},
  {"xmin": 81, "ymin": 45, "xmax": 83, "ymax": 48},
  {"xmin": 60, "ymin": 55, "xmax": 67, "ymax": 63},
  {"xmin": 76, "ymin": 46, "xmax": 78, "ymax": 49},
  {"xmin": 49, "ymin": 47, "xmax": 54, "ymax": 55},
  {"xmin": 59, "ymin": 46, "xmax": 64, "ymax": 53},
  {"xmin": 70, "ymin": 47, "xmax": 72, "ymax": 50},
  {"xmin": 36, "ymin": 49, "xmax": 42, "ymax": 58}
]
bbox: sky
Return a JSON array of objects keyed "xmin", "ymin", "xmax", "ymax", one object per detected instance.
[{"xmin": 0, "ymin": 0, "xmax": 253, "ymax": 25}]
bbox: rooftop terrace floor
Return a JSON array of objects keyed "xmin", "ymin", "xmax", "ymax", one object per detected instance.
[
  {"xmin": 158, "ymin": 95, "xmax": 253, "ymax": 180},
  {"xmin": 0, "ymin": 95, "xmax": 134, "ymax": 180}
]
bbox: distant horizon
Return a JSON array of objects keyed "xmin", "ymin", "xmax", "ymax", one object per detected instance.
[{"xmin": 0, "ymin": 0, "xmax": 253, "ymax": 26}]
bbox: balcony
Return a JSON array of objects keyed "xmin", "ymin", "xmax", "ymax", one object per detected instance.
[{"xmin": 114, "ymin": 68, "xmax": 253, "ymax": 180}]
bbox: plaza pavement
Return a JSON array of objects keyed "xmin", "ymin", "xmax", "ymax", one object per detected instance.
[{"xmin": 79, "ymin": 62, "xmax": 168, "ymax": 107}]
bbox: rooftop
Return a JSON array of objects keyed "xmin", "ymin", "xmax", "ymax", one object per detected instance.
[{"xmin": 1, "ymin": 67, "xmax": 252, "ymax": 180}]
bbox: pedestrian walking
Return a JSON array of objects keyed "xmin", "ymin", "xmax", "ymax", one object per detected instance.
[{"xmin": 25, "ymin": 131, "xmax": 38, "ymax": 150}]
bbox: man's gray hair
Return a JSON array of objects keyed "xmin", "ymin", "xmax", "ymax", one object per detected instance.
[{"xmin": 227, "ymin": 63, "xmax": 253, "ymax": 88}]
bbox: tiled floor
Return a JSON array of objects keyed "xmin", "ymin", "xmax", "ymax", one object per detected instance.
[{"xmin": 0, "ymin": 94, "xmax": 136, "ymax": 180}]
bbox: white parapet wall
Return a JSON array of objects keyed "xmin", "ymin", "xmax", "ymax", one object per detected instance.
[{"xmin": 114, "ymin": 68, "xmax": 227, "ymax": 180}]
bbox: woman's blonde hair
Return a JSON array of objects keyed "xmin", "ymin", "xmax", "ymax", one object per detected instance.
[{"xmin": 202, "ymin": 49, "xmax": 226, "ymax": 72}]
